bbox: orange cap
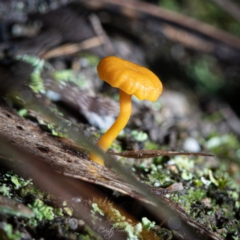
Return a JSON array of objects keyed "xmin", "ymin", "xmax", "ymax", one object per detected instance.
[{"xmin": 97, "ymin": 56, "xmax": 162, "ymax": 101}]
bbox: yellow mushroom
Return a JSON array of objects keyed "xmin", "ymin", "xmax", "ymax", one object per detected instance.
[{"xmin": 90, "ymin": 56, "xmax": 163, "ymax": 165}]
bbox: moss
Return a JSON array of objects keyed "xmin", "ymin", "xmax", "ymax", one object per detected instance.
[
  {"xmin": 0, "ymin": 168, "xmax": 102, "ymax": 239},
  {"xmin": 91, "ymin": 203, "xmax": 104, "ymax": 216},
  {"xmin": 0, "ymin": 184, "xmax": 11, "ymax": 197},
  {"xmin": 53, "ymin": 54, "xmax": 99, "ymax": 90},
  {"xmin": 144, "ymin": 141, "xmax": 160, "ymax": 150},
  {"xmin": 135, "ymin": 134, "xmax": 239, "ymax": 237},
  {"xmin": 10, "ymin": 175, "xmax": 32, "ymax": 190},
  {"xmin": 0, "ymin": 171, "xmax": 33, "ymax": 198},
  {"xmin": 171, "ymin": 188, "xmax": 206, "ymax": 214},
  {"xmin": 131, "ymin": 130, "xmax": 148, "ymax": 142},
  {"xmin": 38, "ymin": 119, "xmax": 67, "ymax": 137},
  {"xmin": 148, "ymin": 168, "xmax": 172, "ymax": 187},
  {"xmin": 19, "ymin": 55, "xmax": 46, "ymax": 93},
  {"xmin": 206, "ymin": 133, "xmax": 240, "ymax": 161},
  {"xmin": 0, "ymin": 223, "xmax": 23, "ymax": 240},
  {"xmin": 80, "ymin": 53, "xmax": 100, "ymax": 68},
  {"xmin": 53, "ymin": 70, "xmax": 89, "ymax": 89},
  {"xmin": 28, "ymin": 199, "xmax": 54, "ymax": 221},
  {"xmin": 209, "ymin": 170, "xmax": 232, "ymax": 189},
  {"xmin": 17, "ymin": 109, "xmax": 28, "ymax": 117},
  {"xmin": 109, "ymin": 138, "xmax": 122, "ymax": 153},
  {"xmin": 142, "ymin": 217, "xmax": 155, "ymax": 230},
  {"xmin": 91, "ymin": 199, "xmax": 160, "ymax": 240}
]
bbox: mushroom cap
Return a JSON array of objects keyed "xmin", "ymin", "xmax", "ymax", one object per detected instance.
[{"xmin": 97, "ymin": 56, "xmax": 162, "ymax": 101}]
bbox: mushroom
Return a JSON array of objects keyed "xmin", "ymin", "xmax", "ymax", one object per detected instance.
[{"xmin": 90, "ymin": 56, "xmax": 163, "ymax": 165}]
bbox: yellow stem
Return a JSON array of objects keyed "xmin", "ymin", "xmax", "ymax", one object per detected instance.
[{"xmin": 90, "ymin": 90, "xmax": 132, "ymax": 165}]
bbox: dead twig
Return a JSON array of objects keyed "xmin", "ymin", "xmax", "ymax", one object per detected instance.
[
  {"xmin": 84, "ymin": 0, "xmax": 240, "ymax": 59},
  {"xmin": 41, "ymin": 36, "xmax": 103, "ymax": 59},
  {"xmin": 89, "ymin": 13, "xmax": 115, "ymax": 54},
  {"xmin": 109, "ymin": 149, "xmax": 214, "ymax": 159}
]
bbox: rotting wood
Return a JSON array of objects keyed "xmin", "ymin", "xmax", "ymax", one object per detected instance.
[{"xmin": 0, "ymin": 100, "xmax": 225, "ymax": 240}]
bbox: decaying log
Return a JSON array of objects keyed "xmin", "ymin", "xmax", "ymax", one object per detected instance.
[{"xmin": 0, "ymin": 99, "xmax": 224, "ymax": 240}]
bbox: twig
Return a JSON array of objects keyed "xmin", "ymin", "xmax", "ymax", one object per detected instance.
[
  {"xmin": 158, "ymin": 24, "xmax": 215, "ymax": 53},
  {"xmin": 109, "ymin": 149, "xmax": 214, "ymax": 159},
  {"xmin": 85, "ymin": 0, "xmax": 240, "ymax": 51},
  {"xmin": 89, "ymin": 13, "xmax": 115, "ymax": 54},
  {"xmin": 41, "ymin": 36, "xmax": 103, "ymax": 59}
]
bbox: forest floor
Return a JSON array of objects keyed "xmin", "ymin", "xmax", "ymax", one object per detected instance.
[{"xmin": 0, "ymin": 1, "xmax": 240, "ymax": 240}]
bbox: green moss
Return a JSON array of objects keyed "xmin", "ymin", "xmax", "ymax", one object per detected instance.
[
  {"xmin": 131, "ymin": 130, "xmax": 148, "ymax": 142},
  {"xmin": 0, "ymin": 172, "xmax": 32, "ymax": 196},
  {"xmin": 80, "ymin": 54, "xmax": 100, "ymax": 67},
  {"xmin": 17, "ymin": 109, "xmax": 28, "ymax": 117},
  {"xmin": 54, "ymin": 70, "xmax": 75, "ymax": 81},
  {"xmin": 91, "ymin": 203, "xmax": 104, "ymax": 216},
  {"xmin": 30, "ymin": 71, "xmax": 45, "ymax": 93},
  {"xmin": 91, "ymin": 200, "xmax": 160, "ymax": 240},
  {"xmin": 53, "ymin": 54, "xmax": 99, "ymax": 90},
  {"xmin": 38, "ymin": 119, "xmax": 67, "ymax": 137},
  {"xmin": 0, "ymin": 170, "xmax": 54, "ymax": 221},
  {"xmin": 53, "ymin": 70, "xmax": 89, "ymax": 89},
  {"xmin": 144, "ymin": 141, "xmax": 160, "ymax": 150},
  {"xmin": 171, "ymin": 188, "xmax": 206, "ymax": 213},
  {"xmin": 192, "ymin": 178, "xmax": 203, "ymax": 187},
  {"xmin": 172, "ymin": 156, "xmax": 194, "ymax": 171},
  {"xmin": 181, "ymin": 171, "xmax": 193, "ymax": 181},
  {"xmin": 112, "ymin": 214, "xmax": 142, "ymax": 240},
  {"xmin": 0, "ymin": 223, "xmax": 22, "ymax": 240},
  {"xmin": 148, "ymin": 169, "xmax": 172, "ymax": 187},
  {"xmin": 142, "ymin": 217, "xmax": 155, "ymax": 230},
  {"xmin": 10, "ymin": 175, "xmax": 31, "ymax": 190},
  {"xmin": 0, "ymin": 184, "xmax": 11, "ymax": 197},
  {"xmin": 133, "ymin": 141, "xmax": 239, "ymax": 238},
  {"xmin": 0, "ymin": 168, "xmax": 102, "ymax": 239},
  {"xmin": 206, "ymin": 133, "xmax": 240, "ymax": 161},
  {"xmin": 28, "ymin": 199, "xmax": 54, "ymax": 221},
  {"xmin": 209, "ymin": 170, "xmax": 232, "ymax": 189},
  {"xmin": 19, "ymin": 55, "xmax": 46, "ymax": 93}
]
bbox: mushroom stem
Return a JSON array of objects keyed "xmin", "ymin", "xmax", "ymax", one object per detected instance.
[{"xmin": 90, "ymin": 90, "xmax": 132, "ymax": 165}]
